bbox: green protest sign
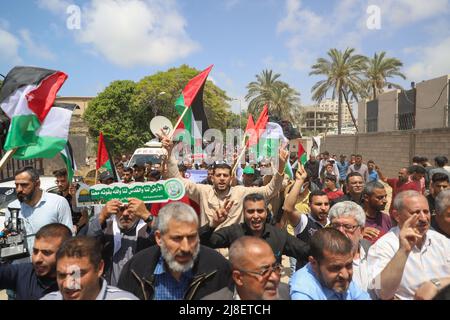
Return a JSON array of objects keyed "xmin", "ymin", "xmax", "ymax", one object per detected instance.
[{"xmin": 75, "ymin": 179, "xmax": 185, "ymax": 206}]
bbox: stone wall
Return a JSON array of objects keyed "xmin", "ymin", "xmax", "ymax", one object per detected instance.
[{"xmin": 320, "ymin": 128, "xmax": 450, "ymax": 176}]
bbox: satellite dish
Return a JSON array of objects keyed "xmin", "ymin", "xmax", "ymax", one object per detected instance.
[{"xmin": 150, "ymin": 116, "xmax": 174, "ymax": 137}]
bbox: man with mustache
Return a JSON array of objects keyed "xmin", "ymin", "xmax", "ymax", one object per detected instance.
[
  {"xmin": 41, "ymin": 236, "xmax": 138, "ymax": 300},
  {"xmin": 198, "ymin": 193, "xmax": 310, "ymax": 264},
  {"xmin": 117, "ymin": 202, "xmax": 231, "ymax": 300},
  {"xmin": 362, "ymin": 181, "xmax": 392, "ymax": 243},
  {"xmin": 331, "ymin": 172, "xmax": 365, "ymax": 207},
  {"xmin": 159, "ymin": 132, "xmax": 288, "ymax": 230},
  {"xmin": 6, "ymin": 167, "xmax": 73, "ymax": 255},
  {"xmin": 0, "ymin": 223, "xmax": 72, "ymax": 299},
  {"xmin": 290, "ymin": 228, "xmax": 370, "ymax": 300},
  {"xmin": 203, "ymin": 236, "xmax": 290, "ymax": 300},
  {"xmin": 377, "ymin": 166, "xmax": 422, "ymax": 218},
  {"xmin": 284, "ymin": 167, "xmax": 330, "ymax": 268},
  {"xmin": 87, "ymin": 198, "xmax": 155, "ymax": 286},
  {"xmin": 368, "ymin": 190, "xmax": 450, "ymax": 300}
]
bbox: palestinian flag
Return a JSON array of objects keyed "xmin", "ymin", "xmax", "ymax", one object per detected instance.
[
  {"xmin": 258, "ymin": 121, "xmax": 293, "ymax": 179},
  {"xmin": 297, "ymin": 142, "xmax": 307, "ymax": 165},
  {"xmin": 60, "ymin": 140, "xmax": 77, "ymax": 182},
  {"xmin": 174, "ymin": 65, "xmax": 211, "ymax": 149},
  {"xmin": 96, "ymin": 132, "xmax": 119, "ymax": 182},
  {"xmin": 0, "ymin": 66, "xmax": 69, "ymax": 159}
]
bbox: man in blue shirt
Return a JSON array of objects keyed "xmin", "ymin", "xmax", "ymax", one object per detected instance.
[
  {"xmin": 290, "ymin": 228, "xmax": 370, "ymax": 300},
  {"xmin": 336, "ymin": 155, "xmax": 349, "ymax": 189},
  {"xmin": 367, "ymin": 160, "xmax": 379, "ymax": 182}
]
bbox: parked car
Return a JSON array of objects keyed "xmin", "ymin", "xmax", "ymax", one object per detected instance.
[{"xmin": 0, "ymin": 177, "xmax": 58, "ymax": 228}]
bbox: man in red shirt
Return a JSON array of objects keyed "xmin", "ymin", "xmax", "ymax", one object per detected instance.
[{"xmin": 377, "ymin": 166, "xmax": 421, "ymax": 219}]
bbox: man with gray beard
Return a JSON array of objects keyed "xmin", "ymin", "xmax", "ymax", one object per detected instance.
[{"xmin": 117, "ymin": 202, "xmax": 231, "ymax": 300}]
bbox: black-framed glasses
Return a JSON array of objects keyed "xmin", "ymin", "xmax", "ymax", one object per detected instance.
[
  {"xmin": 238, "ymin": 262, "xmax": 283, "ymax": 278},
  {"xmin": 330, "ymin": 222, "xmax": 359, "ymax": 232}
]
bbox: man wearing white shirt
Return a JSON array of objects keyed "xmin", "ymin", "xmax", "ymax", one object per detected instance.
[{"xmin": 367, "ymin": 190, "xmax": 450, "ymax": 300}]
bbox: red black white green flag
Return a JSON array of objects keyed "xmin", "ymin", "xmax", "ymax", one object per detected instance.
[
  {"xmin": 96, "ymin": 132, "xmax": 119, "ymax": 182},
  {"xmin": 0, "ymin": 66, "xmax": 73, "ymax": 159},
  {"xmin": 174, "ymin": 66, "xmax": 212, "ymax": 147}
]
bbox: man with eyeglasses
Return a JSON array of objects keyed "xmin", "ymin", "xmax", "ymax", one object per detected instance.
[
  {"xmin": 199, "ymin": 193, "xmax": 310, "ymax": 264},
  {"xmin": 362, "ymin": 181, "xmax": 392, "ymax": 243},
  {"xmin": 203, "ymin": 236, "xmax": 289, "ymax": 300},
  {"xmin": 331, "ymin": 172, "xmax": 365, "ymax": 207},
  {"xmin": 329, "ymin": 201, "xmax": 372, "ymax": 292},
  {"xmin": 290, "ymin": 228, "xmax": 370, "ymax": 300}
]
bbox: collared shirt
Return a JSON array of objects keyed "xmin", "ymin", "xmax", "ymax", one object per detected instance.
[
  {"xmin": 290, "ymin": 263, "xmax": 371, "ymax": 300},
  {"xmin": 6, "ymin": 191, "xmax": 73, "ymax": 252},
  {"xmin": 367, "ymin": 227, "xmax": 450, "ymax": 300},
  {"xmin": 41, "ymin": 278, "xmax": 138, "ymax": 300},
  {"xmin": 336, "ymin": 161, "xmax": 349, "ymax": 180},
  {"xmin": 153, "ymin": 256, "xmax": 193, "ymax": 300},
  {"xmin": 352, "ymin": 243, "xmax": 370, "ymax": 292}
]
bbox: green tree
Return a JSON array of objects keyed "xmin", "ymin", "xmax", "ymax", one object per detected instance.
[
  {"xmin": 245, "ymin": 69, "xmax": 300, "ymax": 120},
  {"xmin": 364, "ymin": 51, "xmax": 406, "ymax": 100},
  {"xmin": 310, "ymin": 48, "xmax": 367, "ymax": 134},
  {"xmin": 84, "ymin": 65, "xmax": 234, "ymax": 155},
  {"xmin": 83, "ymin": 80, "xmax": 142, "ymax": 155},
  {"xmin": 132, "ymin": 65, "xmax": 232, "ymax": 133}
]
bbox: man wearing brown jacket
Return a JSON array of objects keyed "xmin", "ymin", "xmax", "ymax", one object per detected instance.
[{"xmin": 161, "ymin": 134, "xmax": 288, "ymax": 229}]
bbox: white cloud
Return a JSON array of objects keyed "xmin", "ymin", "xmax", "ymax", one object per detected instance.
[
  {"xmin": 36, "ymin": 0, "xmax": 73, "ymax": 15},
  {"xmin": 19, "ymin": 29, "xmax": 56, "ymax": 60},
  {"xmin": 76, "ymin": 0, "xmax": 200, "ymax": 68},
  {"xmin": 406, "ymin": 36, "xmax": 450, "ymax": 81},
  {"xmin": 0, "ymin": 27, "xmax": 21, "ymax": 65},
  {"xmin": 378, "ymin": 0, "xmax": 450, "ymax": 27}
]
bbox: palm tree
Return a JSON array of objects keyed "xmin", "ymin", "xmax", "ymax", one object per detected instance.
[
  {"xmin": 365, "ymin": 51, "xmax": 406, "ymax": 100},
  {"xmin": 245, "ymin": 69, "xmax": 300, "ymax": 119},
  {"xmin": 310, "ymin": 48, "xmax": 367, "ymax": 134},
  {"xmin": 270, "ymin": 86, "xmax": 301, "ymax": 119}
]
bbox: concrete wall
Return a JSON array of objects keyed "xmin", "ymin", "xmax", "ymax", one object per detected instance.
[
  {"xmin": 357, "ymin": 100, "xmax": 366, "ymax": 133},
  {"xmin": 378, "ymin": 90, "xmax": 399, "ymax": 132},
  {"xmin": 416, "ymin": 75, "xmax": 449, "ymax": 129},
  {"xmin": 320, "ymin": 128, "xmax": 450, "ymax": 177}
]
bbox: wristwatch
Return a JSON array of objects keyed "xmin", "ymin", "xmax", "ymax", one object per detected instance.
[
  {"xmin": 430, "ymin": 278, "xmax": 441, "ymax": 289},
  {"xmin": 144, "ymin": 215, "xmax": 154, "ymax": 224}
]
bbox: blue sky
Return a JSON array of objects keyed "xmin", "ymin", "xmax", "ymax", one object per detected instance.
[{"xmin": 1, "ymin": 0, "xmax": 450, "ymax": 113}]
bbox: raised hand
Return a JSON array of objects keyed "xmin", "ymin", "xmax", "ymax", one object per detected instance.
[
  {"xmin": 278, "ymin": 143, "xmax": 289, "ymax": 174},
  {"xmin": 127, "ymin": 198, "xmax": 149, "ymax": 219},
  {"xmin": 399, "ymin": 214, "xmax": 422, "ymax": 253},
  {"xmin": 296, "ymin": 164, "xmax": 308, "ymax": 181},
  {"xmin": 157, "ymin": 129, "xmax": 174, "ymax": 155},
  {"xmin": 99, "ymin": 199, "xmax": 122, "ymax": 224},
  {"xmin": 210, "ymin": 199, "xmax": 235, "ymax": 228}
]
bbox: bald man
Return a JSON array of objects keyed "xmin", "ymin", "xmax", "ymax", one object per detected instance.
[{"xmin": 203, "ymin": 236, "xmax": 290, "ymax": 300}]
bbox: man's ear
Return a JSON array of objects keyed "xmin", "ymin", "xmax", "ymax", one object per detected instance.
[
  {"xmin": 155, "ymin": 230, "xmax": 162, "ymax": 246},
  {"xmin": 309, "ymin": 256, "xmax": 319, "ymax": 274},
  {"xmin": 97, "ymin": 260, "xmax": 105, "ymax": 277},
  {"xmin": 232, "ymin": 270, "xmax": 243, "ymax": 287}
]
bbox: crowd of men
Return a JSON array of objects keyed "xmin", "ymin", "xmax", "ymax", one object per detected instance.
[{"xmin": 0, "ymin": 140, "xmax": 449, "ymax": 300}]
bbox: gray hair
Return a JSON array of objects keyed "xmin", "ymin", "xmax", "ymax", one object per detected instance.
[
  {"xmin": 328, "ymin": 201, "xmax": 366, "ymax": 227},
  {"xmin": 155, "ymin": 202, "xmax": 198, "ymax": 234},
  {"xmin": 435, "ymin": 189, "xmax": 450, "ymax": 216},
  {"xmin": 393, "ymin": 190, "xmax": 422, "ymax": 211},
  {"xmin": 363, "ymin": 180, "xmax": 385, "ymax": 197}
]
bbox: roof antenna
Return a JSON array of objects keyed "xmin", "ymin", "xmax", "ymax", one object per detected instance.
[{"xmin": 0, "ymin": 74, "xmax": 5, "ymax": 79}]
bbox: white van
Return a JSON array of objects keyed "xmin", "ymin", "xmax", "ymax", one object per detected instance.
[{"xmin": 127, "ymin": 141, "xmax": 167, "ymax": 168}]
